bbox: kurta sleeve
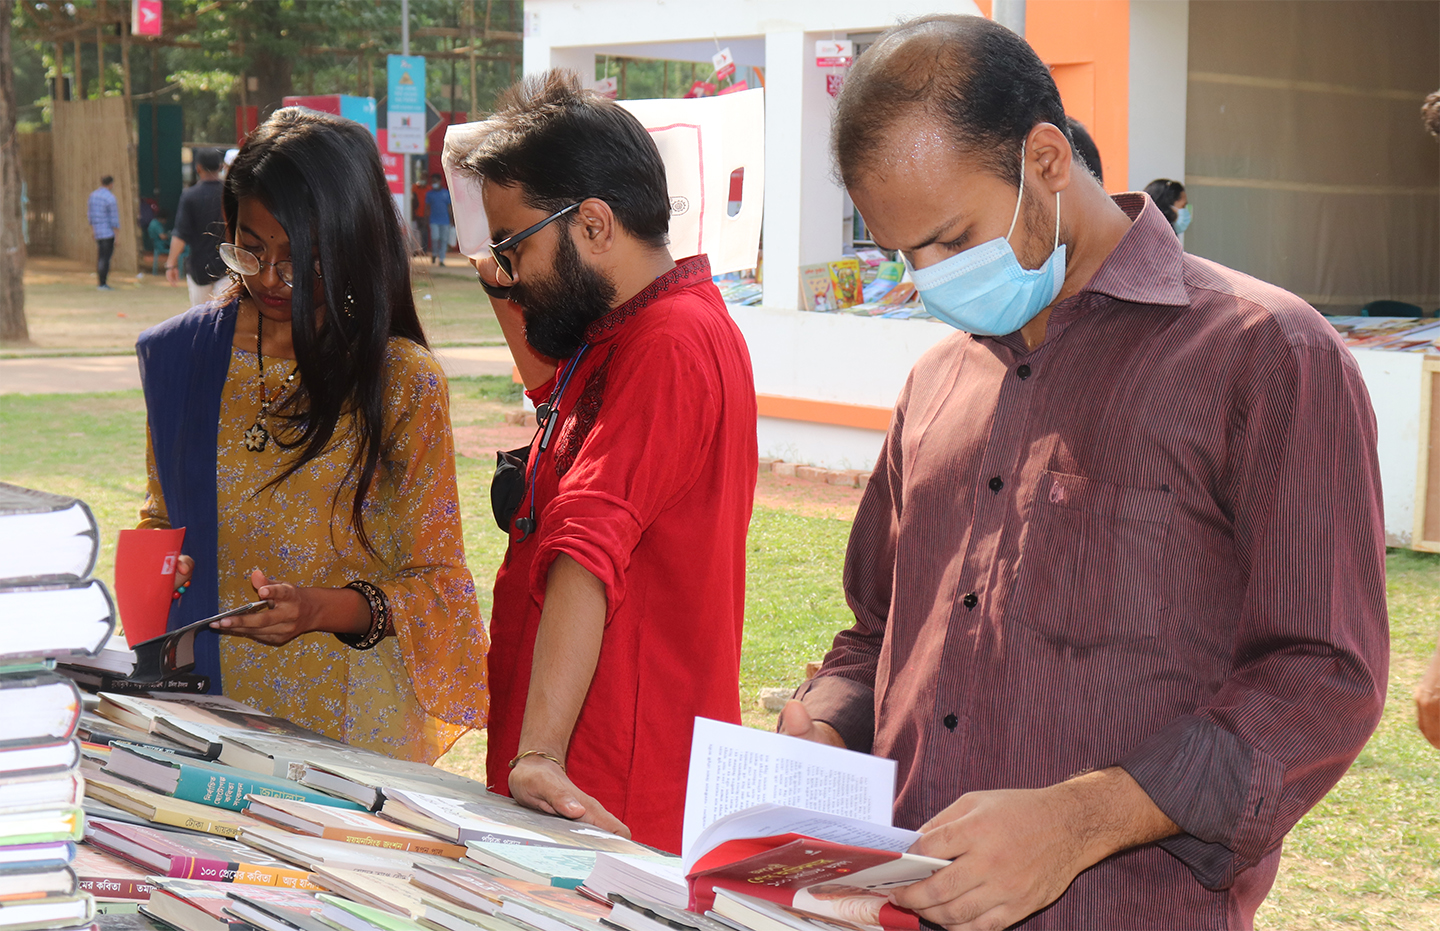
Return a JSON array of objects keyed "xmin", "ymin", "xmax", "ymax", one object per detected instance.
[
  {"xmin": 138, "ymin": 427, "xmax": 172, "ymax": 530},
  {"xmin": 1118, "ymin": 336, "xmax": 1388, "ymax": 890},
  {"xmin": 367, "ymin": 348, "xmax": 489, "ymax": 730},
  {"xmin": 793, "ymin": 378, "xmax": 910, "ymax": 754},
  {"xmin": 527, "ymin": 334, "xmax": 721, "ymax": 620}
]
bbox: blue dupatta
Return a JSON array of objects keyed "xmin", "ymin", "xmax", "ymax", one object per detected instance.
[{"xmin": 135, "ymin": 301, "xmax": 238, "ymax": 692}]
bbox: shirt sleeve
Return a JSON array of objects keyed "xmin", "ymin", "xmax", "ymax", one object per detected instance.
[
  {"xmin": 172, "ymin": 190, "xmax": 194, "ymax": 244},
  {"xmin": 526, "ymin": 333, "xmax": 722, "ymax": 620},
  {"xmin": 368, "ymin": 347, "xmax": 490, "ymax": 730},
  {"xmin": 792, "ymin": 378, "xmax": 909, "ymax": 753},
  {"xmin": 1117, "ymin": 337, "xmax": 1389, "ymax": 890}
]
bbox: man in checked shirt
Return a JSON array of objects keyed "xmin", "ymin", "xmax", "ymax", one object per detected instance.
[{"xmin": 780, "ymin": 15, "xmax": 1388, "ymax": 931}]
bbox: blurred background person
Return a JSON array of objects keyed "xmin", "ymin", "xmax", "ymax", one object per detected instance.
[
  {"xmin": 1067, "ymin": 116, "xmax": 1103, "ymax": 184},
  {"xmin": 167, "ymin": 148, "xmax": 227, "ymax": 305},
  {"xmin": 1144, "ymin": 177, "xmax": 1190, "ymax": 235}
]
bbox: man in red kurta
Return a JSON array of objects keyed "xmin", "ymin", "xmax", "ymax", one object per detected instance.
[{"xmin": 451, "ymin": 70, "xmax": 757, "ymax": 853}]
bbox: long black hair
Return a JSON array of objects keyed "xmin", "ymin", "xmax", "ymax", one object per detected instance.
[
  {"xmin": 223, "ymin": 107, "xmax": 427, "ymax": 554},
  {"xmin": 1144, "ymin": 178, "xmax": 1186, "ymax": 223}
]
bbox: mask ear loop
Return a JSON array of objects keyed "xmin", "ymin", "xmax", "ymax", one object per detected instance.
[{"xmin": 1005, "ymin": 138, "xmax": 1028, "ymax": 243}]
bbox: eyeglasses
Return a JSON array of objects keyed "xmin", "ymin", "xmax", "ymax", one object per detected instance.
[
  {"xmin": 488, "ymin": 202, "xmax": 583, "ymax": 287},
  {"xmin": 219, "ymin": 242, "xmax": 322, "ymax": 288}
]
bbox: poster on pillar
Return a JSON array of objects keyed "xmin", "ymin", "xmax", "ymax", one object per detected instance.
[{"xmin": 441, "ymin": 88, "xmax": 765, "ymax": 276}]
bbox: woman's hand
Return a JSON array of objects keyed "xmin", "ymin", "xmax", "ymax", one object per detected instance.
[
  {"xmin": 173, "ymin": 555, "xmax": 195, "ymax": 591},
  {"xmin": 1415, "ymin": 637, "xmax": 1440, "ymax": 748},
  {"xmin": 209, "ymin": 570, "xmax": 372, "ymax": 647}
]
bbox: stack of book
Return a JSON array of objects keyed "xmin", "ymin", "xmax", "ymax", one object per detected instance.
[
  {"xmin": 1, "ymin": 483, "xmax": 118, "ymax": 931},
  {"xmin": 2, "ymin": 487, "xmax": 945, "ymax": 931}
]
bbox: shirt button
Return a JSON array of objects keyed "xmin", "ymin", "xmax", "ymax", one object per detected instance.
[
  {"xmin": 943, "ymin": 713, "xmax": 958, "ymax": 731},
  {"xmin": 1017, "ymin": 364, "xmax": 1032, "ymax": 380},
  {"xmin": 963, "ymin": 592, "xmax": 978, "ymax": 610},
  {"xmin": 988, "ymin": 476, "xmax": 1004, "ymax": 493}
]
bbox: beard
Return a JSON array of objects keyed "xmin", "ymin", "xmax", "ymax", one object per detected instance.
[{"xmin": 509, "ymin": 229, "xmax": 617, "ymax": 360}]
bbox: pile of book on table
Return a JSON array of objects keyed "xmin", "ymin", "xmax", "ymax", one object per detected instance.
[
  {"xmin": 1, "ymin": 483, "xmax": 118, "ymax": 931},
  {"xmin": 3, "ymin": 487, "xmax": 948, "ymax": 931}
]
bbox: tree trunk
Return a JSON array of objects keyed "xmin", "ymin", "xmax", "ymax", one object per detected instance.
[{"xmin": 0, "ymin": 0, "xmax": 30, "ymax": 343}]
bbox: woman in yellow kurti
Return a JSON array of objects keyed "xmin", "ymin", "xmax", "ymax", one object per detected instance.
[{"xmin": 135, "ymin": 108, "xmax": 487, "ymax": 763}]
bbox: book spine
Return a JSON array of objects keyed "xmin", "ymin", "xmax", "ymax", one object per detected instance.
[
  {"xmin": 150, "ymin": 806, "xmax": 243, "ymax": 839},
  {"xmin": 321, "ymin": 827, "xmax": 463, "ymax": 858},
  {"xmin": 232, "ymin": 863, "xmax": 323, "ymax": 890},
  {"xmin": 174, "ymin": 853, "xmax": 240, "ymax": 882},
  {"xmin": 77, "ymin": 874, "xmax": 158, "ymax": 901},
  {"xmin": 173, "ymin": 765, "xmax": 359, "ymax": 812}
]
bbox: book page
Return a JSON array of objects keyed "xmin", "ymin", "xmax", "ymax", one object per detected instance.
[{"xmin": 682, "ymin": 718, "xmax": 897, "ymax": 859}]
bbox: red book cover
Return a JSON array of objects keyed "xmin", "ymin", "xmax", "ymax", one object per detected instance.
[
  {"xmin": 85, "ymin": 818, "xmax": 318, "ymax": 888},
  {"xmin": 687, "ymin": 834, "xmax": 943, "ymax": 931},
  {"xmin": 73, "ymin": 844, "xmax": 158, "ymax": 901}
]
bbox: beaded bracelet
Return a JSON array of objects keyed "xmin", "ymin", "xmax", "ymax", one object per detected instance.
[{"xmin": 336, "ymin": 580, "xmax": 391, "ymax": 651}]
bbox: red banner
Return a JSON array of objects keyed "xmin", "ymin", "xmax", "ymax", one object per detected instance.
[{"xmin": 132, "ymin": 0, "xmax": 162, "ymax": 37}]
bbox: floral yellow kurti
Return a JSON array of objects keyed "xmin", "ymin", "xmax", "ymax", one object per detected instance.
[{"xmin": 141, "ymin": 337, "xmax": 487, "ymax": 763}]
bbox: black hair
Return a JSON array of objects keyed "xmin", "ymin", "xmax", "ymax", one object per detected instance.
[
  {"xmin": 1067, "ymin": 117, "xmax": 1103, "ymax": 183},
  {"xmin": 195, "ymin": 148, "xmax": 223, "ymax": 173},
  {"xmin": 100, "ymin": 175, "xmax": 114, "ymax": 185},
  {"xmin": 1144, "ymin": 178, "xmax": 1186, "ymax": 223},
  {"xmin": 456, "ymin": 69, "xmax": 670, "ymax": 248},
  {"xmin": 834, "ymin": 14, "xmax": 1072, "ymax": 188},
  {"xmin": 222, "ymin": 106, "xmax": 427, "ymax": 555},
  {"xmin": 430, "ymin": 173, "xmax": 442, "ymax": 182}
]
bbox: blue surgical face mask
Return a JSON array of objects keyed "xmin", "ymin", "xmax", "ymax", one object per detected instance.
[
  {"xmin": 907, "ymin": 142, "xmax": 1066, "ymax": 337},
  {"xmin": 1172, "ymin": 205, "xmax": 1192, "ymax": 235}
]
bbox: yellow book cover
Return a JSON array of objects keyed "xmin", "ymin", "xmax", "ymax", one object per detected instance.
[{"xmin": 827, "ymin": 258, "xmax": 864, "ymax": 309}]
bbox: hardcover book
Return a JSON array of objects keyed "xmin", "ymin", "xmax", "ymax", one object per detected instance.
[
  {"xmin": 84, "ymin": 817, "xmax": 321, "ymax": 889},
  {"xmin": 103, "ymin": 743, "xmax": 365, "ymax": 813},
  {"xmin": 72, "ymin": 844, "xmax": 157, "ymax": 902},
  {"xmin": 243, "ymin": 796, "xmax": 465, "ymax": 857},
  {"xmin": 82, "ymin": 766, "xmax": 260, "ymax": 838},
  {"xmin": 0, "ymin": 483, "xmax": 99, "ymax": 585}
]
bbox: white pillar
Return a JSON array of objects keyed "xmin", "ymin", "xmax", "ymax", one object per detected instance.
[
  {"xmin": 762, "ymin": 30, "xmax": 847, "ymax": 310},
  {"xmin": 1128, "ymin": 1, "xmax": 1189, "ymax": 192},
  {"xmin": 762, "ymin": 31, "xmax": 805, "ymax": 310}
]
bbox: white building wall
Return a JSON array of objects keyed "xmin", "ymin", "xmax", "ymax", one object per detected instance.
[{"xmin": 1127, "ymin": 1, "xmax": 1189, "ymax": 192}]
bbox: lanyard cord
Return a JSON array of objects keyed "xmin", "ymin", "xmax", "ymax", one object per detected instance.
[{"xmin": 516, "ymin": 345, "xmax": 590, "ymax": 540}]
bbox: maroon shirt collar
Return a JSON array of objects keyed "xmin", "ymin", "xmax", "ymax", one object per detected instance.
[
  {"xmin": 584, "ymin": 255, "xmax": 713, "ymax": 344},
  {"xmin": 1075, "ymin": 193, "xmax": 1190, "ymax": 308}
]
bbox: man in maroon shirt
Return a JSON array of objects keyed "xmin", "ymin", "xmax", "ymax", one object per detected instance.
[
  {"xmin": 455, "ymin": 70, "xmax": 757, "ymax": 853},
  {"xmin": 780, "ymin": 15, "xmax": 1388, "ymax": 930}
]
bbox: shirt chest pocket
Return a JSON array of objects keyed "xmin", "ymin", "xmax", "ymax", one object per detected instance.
[{"xmin": 1009, "ymin": 471, "xmax": 1175, "ymax": 646}]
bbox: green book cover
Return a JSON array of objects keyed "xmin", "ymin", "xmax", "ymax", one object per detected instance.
[
  {"xmin": 317, "ymin": 894, "xmax": 428, "ymax": 931},
  {"xmin": 111, "ymin": 743, "xmax": 365, "ymax": 813},
  {"xmin": 0, "ymin": 805, "xmax": 84, "ymax": 845}
]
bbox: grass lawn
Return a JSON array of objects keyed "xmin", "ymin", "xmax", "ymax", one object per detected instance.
[
  {"xmin": 2, "ymin": 256, "xmax": 503, "ymax": 355},
  {"xmin": 2, "ymin": 385, "xmax": 1438, "ymax": 927}
]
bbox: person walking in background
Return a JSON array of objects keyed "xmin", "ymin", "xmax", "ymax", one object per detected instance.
[
  {"xmin": 1145, "ymin": 177, "xmax": 1191, "ymax": 235},
  {"xmin": 411, "ymin": 173, "xmax": 431, "ymax": 255},
  {"xmin": 87, "ymin": 175, "xmax": 120, "ymax": 291},
  {"xmin": 167, "ymin": 148, "xmax": 227, "ymax": 305},
  {"xmin": 1066, "ymin": 117, "xmax": 1102, "ymax": 184},
  {"xmin": 425, "ymin": 173, "xmax": 452, "ymax": 266}
]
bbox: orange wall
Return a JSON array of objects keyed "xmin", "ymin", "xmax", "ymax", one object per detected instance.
[{"xmin": 1025, "ymin": 1, "xmax": 1130, "ymax": 193}]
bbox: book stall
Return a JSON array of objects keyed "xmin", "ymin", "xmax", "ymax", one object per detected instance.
[{"xmin": 2, "ymin": 483, "xmax": 936, "ymax": 931}]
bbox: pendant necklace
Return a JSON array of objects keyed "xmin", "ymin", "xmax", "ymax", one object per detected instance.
[{"xmin": 243, "ymin": 313, "xmax": 298, "ymax": 453}]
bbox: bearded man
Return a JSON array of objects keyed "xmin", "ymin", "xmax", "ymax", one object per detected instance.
[{"xmin": 454, "ymin": 70, "xmax": 757, "ymax": 853}]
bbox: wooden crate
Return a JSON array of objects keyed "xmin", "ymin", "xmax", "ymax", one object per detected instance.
[{"xmin": 1413, "ymin": 356, "xmax": 1440, "ymax": 552}]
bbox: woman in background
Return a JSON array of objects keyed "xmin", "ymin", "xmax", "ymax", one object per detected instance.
[
  {"xmin": 135, "ymin": 107, "xmax": 488, "ymax": 762},
  {"xmin": 1144, "ymin": 177, "xmax": 1190, "ymax": 236}
]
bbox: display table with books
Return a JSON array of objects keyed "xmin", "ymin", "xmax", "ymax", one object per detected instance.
[{"xmin": 4, "ymin": 483, "xmax": 945, "ymax": 931}]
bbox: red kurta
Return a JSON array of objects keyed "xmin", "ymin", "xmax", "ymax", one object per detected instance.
[{"xmin": 487, "ymin": 255, "xmax": 757, "ymax": 853}]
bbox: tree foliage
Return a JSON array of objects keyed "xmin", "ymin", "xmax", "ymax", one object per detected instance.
[{"xmin": 10, "ymin": 0, "xmax": 525, "ymax": 143}]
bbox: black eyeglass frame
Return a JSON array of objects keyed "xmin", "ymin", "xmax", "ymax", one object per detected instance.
[
  {"xmin": 219, "ymin": 242, "xmax": 322, "ymax": 289},
  {"xmin": 487, "ymin": 201, "xmax": 584, "ymax": 288}
]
